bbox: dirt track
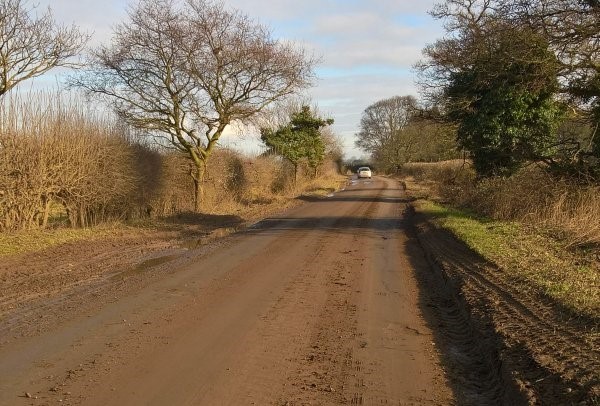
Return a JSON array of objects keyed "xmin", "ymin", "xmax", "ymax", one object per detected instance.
[{"xmin": 0, "ymin": 177, "xmax": 598, "ymax": 405}]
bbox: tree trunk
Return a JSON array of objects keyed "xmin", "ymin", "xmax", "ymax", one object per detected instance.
[
  {"xmin": 293, "ymin": 163, "xmax": 298, "ymax": 187},
  {"xmin": 191, "ymin": 161, "xmax": 206, "ymax": 212},
  {"xmin": 193, "ymin": 177, "xmax": 201, "ymax": 212},
  {"xmin": 41, "ymin": 196, "xmax": 50, "ymax": 228}
]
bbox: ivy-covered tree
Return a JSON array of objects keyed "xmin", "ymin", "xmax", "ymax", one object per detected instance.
[
  {"xmin": 447, "ymin": 27, "xmax": 565, "ymax": 176},
  {"xmin": 260, "ymin": 105, "xmax": 333, "ymax": 183},
  {"xmin": 419, "ymin": 2, "xmax": 565, "ymax": 177},
  {"xmin": 505, "ymin": 0, "xmax": 600, "ymax": 178}
]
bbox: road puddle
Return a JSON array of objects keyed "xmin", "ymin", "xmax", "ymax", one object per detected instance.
[
  {"xmin": 179, "ymin": 227, "xmax": 239, "ymax": 249},
  {"xmin": 110, "ymin": 254, "xmax": 178, "ymax": 281}
]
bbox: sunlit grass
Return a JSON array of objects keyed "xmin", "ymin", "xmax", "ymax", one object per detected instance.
[
  {"xmin": 302, "ymin": 174, "xmax": 347, "ymax": 197},
  {"xmin": 0, "ymin": 225, "xmax": 126, "ymax": 257},
  {"xmin": 416, "ymin": 200, "xmax": 599, "ymax": 319}
]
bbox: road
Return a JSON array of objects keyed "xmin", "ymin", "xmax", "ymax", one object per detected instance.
[{"xmin": 0, "ymin": 177, "xmax": 454, "ymax": 405}]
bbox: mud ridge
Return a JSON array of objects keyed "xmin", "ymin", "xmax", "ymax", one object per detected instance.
[{"xmin": 408, "ymin": 205, "xmax": 600, "ymax": 405}]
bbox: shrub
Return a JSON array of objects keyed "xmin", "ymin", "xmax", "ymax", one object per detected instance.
[
  {"xmin": 0, "ymin": 93, "xmax": 145, "ymax": 229},
  {"xmin": 403, "ymin": 161, "xmax": 600, "ymax": 247}
]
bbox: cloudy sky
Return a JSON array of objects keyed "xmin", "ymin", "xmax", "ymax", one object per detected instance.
[{"xmin": 33, "ymin": 0, "xmax": 443, "ymax": 158}]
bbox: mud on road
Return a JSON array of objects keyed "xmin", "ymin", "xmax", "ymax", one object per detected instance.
[{"xmin": 0, "ymin": 176, "xmax": 598, "ymax": 405}]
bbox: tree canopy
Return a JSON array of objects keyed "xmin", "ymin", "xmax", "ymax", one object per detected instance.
[
  {"xmin": 261, "ymin": 105, "xmax": 333, "ymax": 182},
  {"xmin": 0, "ymin": 0, "xmax": 87, "ymax": 97},
  {"xmin": 417, "ymin": 0, "xmax": 590, "ymax": 178},
  {"xmin": 74, "ymin": 0, "xmax": 315, "ymax": 210}
]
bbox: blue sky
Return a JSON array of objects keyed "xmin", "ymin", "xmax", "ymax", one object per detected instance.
[{"xmin": 33, "ymin": 0, "xmax": 443, "ymax": 158}]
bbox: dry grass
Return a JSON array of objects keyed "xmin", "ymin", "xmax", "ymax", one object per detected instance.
[
  {"xmin": 402, "ymin": 161, "xmax": 600, "ymax": 318},
  {"xmin": 200, "ymin": 151, "xmax": 344, "ymax": 216},
  {"xmin": 415, "ymin": 199, "xmax": 599, "ymax": 319},
  {"xmin": 403, "ymin": 161, "xmax": 600, "ymax": 248},
  {"xmin": 542, "ymin": 187, "xmax": 600, "ymax": 248},
  {"xmin": 402, "ymin": 159, "xmax": 471, "ymax": 182}
]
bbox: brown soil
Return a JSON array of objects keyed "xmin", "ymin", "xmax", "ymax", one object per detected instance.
[
  {"xmin": 0, "ymin": 177, "xmax": 597, "ymax": 405},
  {"xmin": 0, "ymin": 212, "xmax": 251, "ymax": 347},
  {"xmin": 411, "ymin": 206, "xmax": 600, "ymax": 405}
]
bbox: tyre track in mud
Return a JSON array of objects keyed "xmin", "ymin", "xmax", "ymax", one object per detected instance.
[
  {"xmin": 410, "ymin": 207, "xmax": 600, "ymax": 405},
  {"xmin": 0, "ymin": 243, "xmax": 194, "ymax": 346},
  {"xmin": 272, "ymin": 181, "xmax": 389, "ymax": 405},
  {"xmin": 0, "ymin": 237, "xmax": 169, "ymax": 314},
  {"xmin": 198, "ymin": 182, "xmax": 386, "ymax": 405},
  {"xmin": 405, "ymin": 208, "xmax": 515, "ymax": 405}
]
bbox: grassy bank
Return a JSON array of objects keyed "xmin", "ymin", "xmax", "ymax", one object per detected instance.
[
  {"xmin": 403, "ymin": 161, "xmax": 600, "ymax": 248},
  {"xmin": 412, "ymin": 197, "xmax": 599, "ymax": 320},
  {"xmin": 401, "ymin": 160, "xmax": 599, "ymax": 318}
]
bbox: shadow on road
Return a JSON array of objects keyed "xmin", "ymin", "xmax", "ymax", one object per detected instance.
[
  {"xmin": 162, "ymin": 211, "xmax": 244, "ymax": 226},
  {"xmin": 247, "ymin": 216, "xmax": 403, "ymax": 234},
  {"xmin": 156, "ymin": 211, "xmax": 245, "ymax": 240},
  {"xmin": 297, "ymin": 195, "xmax": 413, "ymax": 204}
]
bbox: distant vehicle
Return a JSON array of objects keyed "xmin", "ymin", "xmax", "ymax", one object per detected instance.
[{"xmin": 357, "ymin": 166, "xmax": 372, "ymax": 179}]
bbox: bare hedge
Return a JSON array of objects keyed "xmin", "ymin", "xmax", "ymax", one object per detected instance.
[{"xmin": 0, "ymin": 93, "xmax": 338, "ymax": 231}]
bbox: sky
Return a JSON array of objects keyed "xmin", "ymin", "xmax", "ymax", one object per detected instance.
[{"xmin": 31, "ymin": 0, "xmax": 444, "ymax": 158}]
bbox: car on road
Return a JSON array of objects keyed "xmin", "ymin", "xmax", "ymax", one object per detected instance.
[{"xmin": 357, "ymin": 166, "xmax": 372, "ymax": 179}]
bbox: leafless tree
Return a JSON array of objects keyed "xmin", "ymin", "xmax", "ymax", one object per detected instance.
[
  {"xmin": 355, "ymin": 95, "xmax": 418, "ymax": 154},
  {"xmin": 355, "ymin": 95, "xmax": 458, "ymax": 171},
  {"xmin": 0, "ymin": 0, "xmax": 88, "ymax": 97},
  {"xmin": 73, "ymin": 0, "xmax": 315, "ymax": 211}
]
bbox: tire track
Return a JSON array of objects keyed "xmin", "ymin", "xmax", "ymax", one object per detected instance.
[
  {"xmin": 274, "ymin": 180, "xmax": 389, "ymax": 405},
  {"xmin": 411, "ymin": 208, "xmax": 600, "ymax": 404}
]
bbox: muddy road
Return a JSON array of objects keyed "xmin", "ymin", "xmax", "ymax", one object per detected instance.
[{"xmin": 0, "ymin": 177, "xmax": 597, "ymax": 405}]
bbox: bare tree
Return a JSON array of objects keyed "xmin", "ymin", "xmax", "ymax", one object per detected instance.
[
  {"xmin": 355, "ymin": 95, "xmax": 418, "ymax": 154},
  {"xmin": 0, "ymin": 0, "xmax": 88, "ymax": 97},
  {"xmin": 74, "ymin": 0, "xmax": 315, "ymax": 211},
  {"xmin": 355, "ymin": 95, "xmax": 459, "ymax": 171}
]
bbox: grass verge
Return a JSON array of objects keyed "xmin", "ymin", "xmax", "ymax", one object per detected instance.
[
  {"xmin": 414, "ymin": 199, "xmax": 599, "ymax": 320},
  {"xmin": 0, "ymin": 174, "xmax": 347, "ymax": 258},
  {"xmin": 0, "ymin": 225, "xmax": 129, "ymax": 257}
]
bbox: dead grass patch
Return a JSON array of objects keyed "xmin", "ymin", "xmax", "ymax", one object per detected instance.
[{"xmin": 402, "ymin": 161, "xmax": 600, "ymax": 248}]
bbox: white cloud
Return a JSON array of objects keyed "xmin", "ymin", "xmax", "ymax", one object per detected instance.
[
  {"xmin": 27, "ymin": 0, "xmax": 443, "ymax": 158},
  {"xmin": 36, "ymin": 0, "xmax": 127, "ymax": 46}
]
